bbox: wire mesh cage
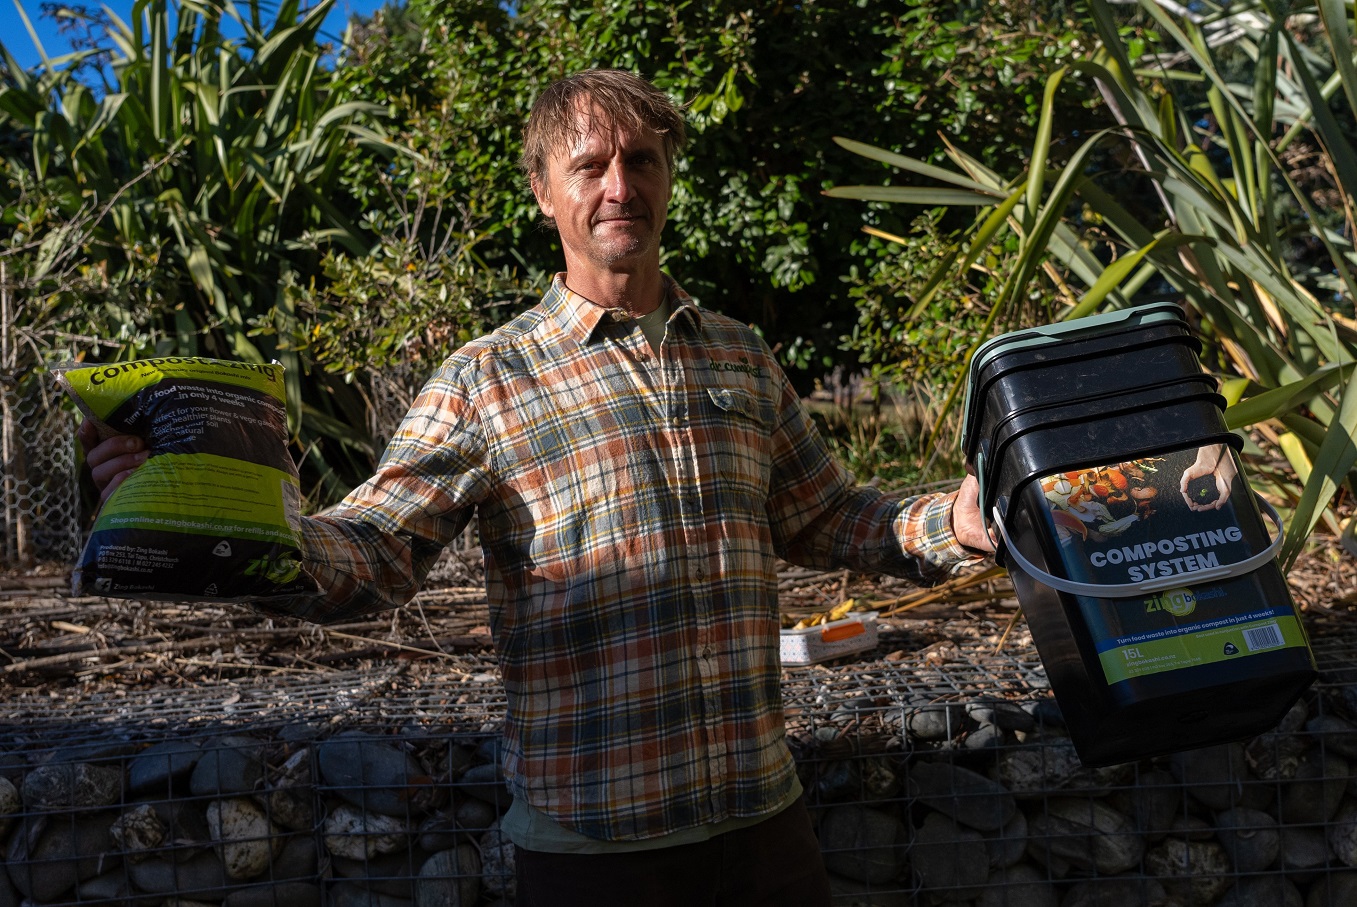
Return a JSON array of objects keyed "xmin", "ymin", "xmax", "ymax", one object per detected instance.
[{"xmin": 2, "ymin": 605, "xmax": 1357, "ymax": 905}]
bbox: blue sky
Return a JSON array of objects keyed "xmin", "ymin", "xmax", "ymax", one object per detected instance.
[{"xmin": 2, "ymin": 0, "xmax": 388, "ymax": 72}]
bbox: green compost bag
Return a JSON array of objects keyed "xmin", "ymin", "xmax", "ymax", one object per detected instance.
[{"xmin": 58, "ymin": 357, "xmax": 319, "ymax": 602}]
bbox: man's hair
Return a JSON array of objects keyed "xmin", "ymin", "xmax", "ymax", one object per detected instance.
[{"xmin": 519, "ymin": 69, "xmax": 687, "ymax": 187}]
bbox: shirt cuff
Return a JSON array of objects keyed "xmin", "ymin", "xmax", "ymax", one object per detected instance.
[{"xmin": 914, "ymin": 490, "xmax": 988, "ymax": 573}]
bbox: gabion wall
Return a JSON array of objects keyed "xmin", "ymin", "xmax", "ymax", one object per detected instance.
[{"xmin": 2, "ymin": 626, "xmax": 1357, "ymax": 906}]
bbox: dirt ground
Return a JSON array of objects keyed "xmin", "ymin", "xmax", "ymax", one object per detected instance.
[{"xmin": 2, "ymin": 530, "xmax": 1354, "ymax": 721}]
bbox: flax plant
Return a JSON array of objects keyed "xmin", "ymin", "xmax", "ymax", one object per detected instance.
[
  {"xmin": 828, "ymin": 0, "xmax": 1357, "ymax": 568},
  {"xmin": 1, "ymin": 0, "xmax": 404, "ymax": 496}
]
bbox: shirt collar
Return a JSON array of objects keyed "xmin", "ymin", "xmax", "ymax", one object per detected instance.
[{"xmin": 543, "ymin": 272, "xmax": 703, "ymax": 344}]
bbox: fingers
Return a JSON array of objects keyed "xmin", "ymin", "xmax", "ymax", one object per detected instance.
[
  {"xmin": 85, "ymin": 432, "xmax": 148, "ymax": 501},
  {"xmin": 952, "ymin": 474, "xmax": 996, "ymax": 554}
]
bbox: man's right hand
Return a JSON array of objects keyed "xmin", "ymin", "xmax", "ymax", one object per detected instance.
[{"xmin": 78, "ymin": 419, "xmax": 148, "ymax": 504}]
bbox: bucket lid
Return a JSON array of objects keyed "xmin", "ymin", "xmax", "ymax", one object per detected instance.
[
  {"xmin": 964, "ymin": 336, "xmax": 1208, "ymax": 462},
  {"xmin": 971, "ymin": 373, "xmax": 1220, "ymax": 467},
  {"xmin": 962, "ymin": 302, "xmax": 1190, "ymax": 455}
]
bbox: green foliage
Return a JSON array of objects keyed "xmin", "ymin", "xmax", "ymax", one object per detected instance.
[
  {"xmin": 0, "ymin": 0, "xmax": 510, "ymax": 499},
  {"xmin": 830, "ymin": 0, "xmax": 1357, "ymax": 566},
  {"xmin": 333, "ymin": 0, "xmax": 1091, "ymax": 386}
]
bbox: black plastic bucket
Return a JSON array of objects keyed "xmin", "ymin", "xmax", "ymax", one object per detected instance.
[{"xmin": 966, "ymin": 305, "xmax": 1317, "ymax": 766}]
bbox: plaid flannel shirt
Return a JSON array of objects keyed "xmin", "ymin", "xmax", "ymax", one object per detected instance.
[{"xmin": 286, "ymin": 274, "xmax": 972, "ymax": 841}]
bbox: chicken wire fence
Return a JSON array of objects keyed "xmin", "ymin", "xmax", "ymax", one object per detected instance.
[
  {"xmin": 2, "ymin": 623, "xmax": 1357, "ymax": 905},
  {"xmin": 0, "ymin": 367, "xmax": 81, "ymax": 570}
]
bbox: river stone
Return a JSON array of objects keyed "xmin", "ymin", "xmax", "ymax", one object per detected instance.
[
  {"xmin": 1216, "ymin": 873, "xmax": 1302, "ymax": 907},
  {"xmin": 318, "ymin": 731, "xmax": 436, "ymax": 817},
  {"xmin": 963, "ymin": 722, "xmax": 1007, "ymax": 751},
  {"xmin": 208, "ymin": 797, "xmax": 283, "ymax": 880},
  {"xmin": 111, "ymin": 802, "xmax": 168, "ymax": 859},
  {"xmin": 1144, "ymin": 837, "xmax": 1231, "ymax": 904},
  {"xmin": 1279, "ymin": 823, "xmax": 1331, "ymax": 872},
  {"xmin": 1306, "ymin": 870, "xmax": 1357, "ymax": 906},
  {"xmin": 128, "ymin": 847, "xmax": 231, "ymax": 894},
  {"xmin": 416, "ymin": 844, "xmax": 482, "ymax": 907},
  {"xmin": 908, "ymin": 761, "xmax": 1015, "ymax": 831},
  {"xmin": 6, "ymin": 812, "xmax": 117, "ymax": 900},
  {"xmin": 0, "ymin": 776, "xmax": 19, "ymax": 836},
  {"xmin": 454, "ymin": 796, "xmax": 500, "ymax": 831},
  {"xmin": 1026, "ymin": 797, "xmax": 1142, "ymax": 874},
  {"xmin": 966, "ymin": 699, "xmax": 1037, "ymax": 733},
  {"xmin": 75, "ymin": 868, "xmax": 157, "ymax": 904},
  {"xmin": 1326, "ymin": 798, "xmax": 1357, "ymax": 866},
  {"xmin": 984, "ymin": 808, "xmax": 1028, "ymax": 869},
  {"xmin": 1168, "ymin": 743, "xmax": 1251, "ymax": 811},
  {"xmin": 1306, "ymin": 715, "xmax": 1357, "ymax": 760},
  {"xmin": 1168, "ymin": 814, "xmax": 1215, "ymax": 841},
  {"xmin": 223, "ymin": 881, "xmax": 323, "ymax": 907},
  {"xmin": 1114, "ymin": 768, "xmax": 1179, "ymax": 841},
  {"xmin": 908, "ymin": 813, "xmax": 988, "ymax": 896},
  {"xmin": 324, "ymin": 802, "xmax": 410, "ymax": 861},
  {"xmin": 270, "ymin": 834, "xmax": 320, "ymax": 880},
  {"xmin": 478, "ymin": 820, "xmax": 515, "ymax": 899},
  {"xmin": 23, "ymin": 761, "xmax": 123, "ymax": 809},
  {"xmin": 1280, "ymin": 751, "xmax": 1348, "ymax": 824},
  {"xmin": 1061, "ymin": 876, "xmax": 1172, "ymax": 907},
  {"xmin": 861, "ymin": 756, "xmax": 901, "ymax": 799},
  {"xmin": 332, "ymin": 846, "xmax": 431, "ymax": 896},
  {"xmin": 266, "ymin": 747, "xmax": 315, "ymax": 832},
  {"xmin": 975, "ymin": 863, "xmax": 1056, "ymax": 907},
  {"xmin": 819, "ymin": 804, "xmax": 908, "ymax": 884},
  {"xmin": 905, "ymin": 702, "xmax": 969, "ymax": 742},
  {"xmin": 1246, "ymin": 729, "xmax": 1308, "ymax": 782},
  {"xmin": 129, "ymin": 739, "xmax": 205, "ymax": 795},
  {"xmin": 1215, "ymin": 807, "xmax": 1279, "ymax": 872},
  {"xmin": 1026, "ymin": 698, "xmax": 1065, "ymax": 729},
  {"xmin": 996, "ymin": 740, "xmax": 1083, "ymax": 794},
  {"xmin": 458, "ymin": 762, "xmax": 510, "ymax": 808},
  {"xmin": 418, "ymin": 812, "xmax": 461, "ymax": 852},
  {"xmin": 149, "ymin": 795, "xmax": 213, "ymax": 848},
  {"xmin": 191, "ymin": 735, "xmax": 266, "ymax": 796}
]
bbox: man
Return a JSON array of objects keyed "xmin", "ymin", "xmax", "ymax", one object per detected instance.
[{"xmin": 84, "ymin": 69, "xmax": 993, "ymax": 906}]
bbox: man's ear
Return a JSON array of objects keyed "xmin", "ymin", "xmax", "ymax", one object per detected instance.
[{"xmin": 530, "ymin": 175, "xmax": 554, "ymax": 220}]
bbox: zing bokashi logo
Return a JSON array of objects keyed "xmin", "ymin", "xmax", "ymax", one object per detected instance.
[{"xmin": 1145, "ymin": 588, "xmax": 1197, "ymax": 617}]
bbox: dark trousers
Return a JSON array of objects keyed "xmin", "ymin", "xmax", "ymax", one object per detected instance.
[{"xmin": 514, "ymin": 796, "xmax": 833, "ymax": 907}]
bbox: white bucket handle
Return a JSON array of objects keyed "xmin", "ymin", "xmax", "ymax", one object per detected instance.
[{"xmin": 992, "ymin": 494, "xmax": 1285, "ymax": 598}]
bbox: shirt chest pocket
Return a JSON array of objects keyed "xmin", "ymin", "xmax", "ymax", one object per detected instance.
[{"xmin": 704, "ymin": 386, "xmax": 773, "ymax": 495}]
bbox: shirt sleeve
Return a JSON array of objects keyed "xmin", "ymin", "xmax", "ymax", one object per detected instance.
[
  {"xmin": 260, "ymin": 359, "xmax": 493, "ymax": 624},
  {"xmin": 764, "ymin": 364, "xmax": 985, "ymax": 586}
]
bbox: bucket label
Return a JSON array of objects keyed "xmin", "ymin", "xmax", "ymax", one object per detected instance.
[{"xmin": 1035, "ymin": 444, "xmax": 1307, "ymax": 683}]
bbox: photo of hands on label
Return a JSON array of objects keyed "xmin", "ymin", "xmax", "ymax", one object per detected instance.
[{"xmin": 1179, "ymin": 442, "xmax": 1239, "ymax": 511}]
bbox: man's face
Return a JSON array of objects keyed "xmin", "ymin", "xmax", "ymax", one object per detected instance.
[{"xmin": 532, "ymin": 103, "xmax": 671, "ymax": 274}]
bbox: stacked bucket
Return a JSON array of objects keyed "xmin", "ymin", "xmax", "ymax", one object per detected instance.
[{"xmin": 963, "ymin": 302, "xmax": 1315, "ymax": 766}]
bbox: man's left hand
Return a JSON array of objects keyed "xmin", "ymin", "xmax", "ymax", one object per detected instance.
[{"xmin": 952, "ymin": 473, "xmax": 995, "ymax": 554}]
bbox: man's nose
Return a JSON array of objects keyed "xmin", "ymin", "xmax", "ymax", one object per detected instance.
[{"xmin": 603, "ymin": 160, "xmax": 636, "ymax": 203}]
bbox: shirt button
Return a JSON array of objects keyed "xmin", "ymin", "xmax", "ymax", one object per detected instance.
[{"xmin": 702, "ymin": 646, "xmax": 713, "ymax": 659}]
